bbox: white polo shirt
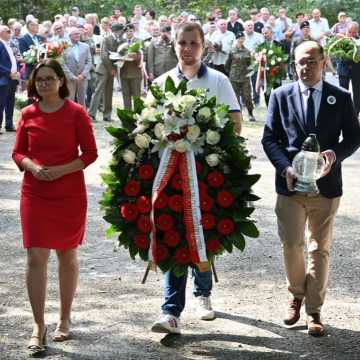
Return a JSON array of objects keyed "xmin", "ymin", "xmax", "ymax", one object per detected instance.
[{"xmin": 154, "ymin": 63, "xmax": 240, "ymax": 112}]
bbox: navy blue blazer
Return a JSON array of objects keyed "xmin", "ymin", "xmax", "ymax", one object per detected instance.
[
  {"xmin": 19, "ymin": 33, "xmax": 44, "ymax": 54},
  {"xmin": 0, "ymin": 42, "xmax": 13, "ymax": 86},
  {"xmin": 262, "ymin": 81, "xmax": 360, "ymax": 198}
]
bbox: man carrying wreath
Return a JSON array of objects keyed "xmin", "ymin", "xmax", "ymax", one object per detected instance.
[{"xmin": 150, "ymin": 22, "xmax": 241, "ymax": 335}]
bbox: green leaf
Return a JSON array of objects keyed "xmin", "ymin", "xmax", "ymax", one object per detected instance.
[
  {"xmin": 228, "ymin": 231, "xmax": 246, "ymax": 251},
  {"xmin": 241, "ymin": 174, "xmax": 261, "ymax": 187},
  {"xmin": 177, "ymin": 79, "xmax": 187, "ymax": 94},
  {"xmin": 236, "ymin": 207, "xmax": 255, "ymax": 219},
  {"xmin": 242, "ymin": 193, "xmax": 261, "ymax": 202},
  {"xmin": 164, "ymin": 76, "xmax": 176, "ymax": 93},
  {"xmin": 133, "ymin": 96, "xmax": 145, "ymax": 114},
  {"xmin": 105, "ymin": 225, "xmax": 116, "ymax": 238},
  {"xmin": 105, "ymin": 126, "xmax": 128, "ymax": 139},
  {"xmin": 149, "ymin": 83, "xmax": 163, "ymax": 100},
  {"xmin": 101, "ymin": 172, "xmax": 119, "ymax": 186},
  {"xmin": 220, "ymin": 236, "xmax": 233, "ymax": 253},
  {"xmin": 117, "ymin": 108, "xmax": 136, "ymax": 130},
  {"xmin": 238, "ymin": 221, "xmax": 260, "ymax": 238}
]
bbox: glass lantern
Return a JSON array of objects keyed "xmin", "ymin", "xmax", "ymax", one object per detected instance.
[{"xmin": 292, "ymin": 134, "xmax": 325, "ymax": 193}]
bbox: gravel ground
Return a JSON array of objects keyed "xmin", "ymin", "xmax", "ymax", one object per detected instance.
[{"xmin": 0, "ymin": 102, "xmax": 359, "ymax": 360}]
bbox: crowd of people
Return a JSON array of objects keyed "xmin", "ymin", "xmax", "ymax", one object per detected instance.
[
  {"xmin": 0, "ymin": 5, "xmax": 359, "ymax": 133},
  {"xmin": 2, "ymin": 4, "xmax": 360, "ymax": 357}
]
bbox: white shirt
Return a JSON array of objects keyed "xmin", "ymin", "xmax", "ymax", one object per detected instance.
[
  {"xmin": 208, "ymin": 30, "xmax": 235, "ymax": 65},
  {"xmin": 298, "ymin": 79, "xmax": 323, "ymax": 124},
  {"xmin": 309, "ymin": 18, "xmax": 330, "ymax": 43},
  {"xmin": 155, "ymin": 64, "xmax": 240, "ymax": 112},
  {"xmin": 244, "ymin": 31, "xmax": 264, "ymax": 53},
  {"xmin": 0, "ymin": 39, "xmax": 17, "ymax": 73}
]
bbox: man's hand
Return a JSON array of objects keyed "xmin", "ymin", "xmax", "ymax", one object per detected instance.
[
  {"xmin": 10, "ymin": 72, "xmax": 19, "ymax": 80},
  {"xmin": 285, "ymin": 166, "xmax": 297, "ymax": 192},
  {"xmin": 111, "ymin": 69, "xmax": 117, "ymax": 77},
  {"xmin": 320, "ymin": 150, "xmax": 336, "ymax": 177}
]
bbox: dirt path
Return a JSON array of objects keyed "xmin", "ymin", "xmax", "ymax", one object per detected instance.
[{"xmin": 0, "ymin": 110, "xmax": 359, "ymax": 359}]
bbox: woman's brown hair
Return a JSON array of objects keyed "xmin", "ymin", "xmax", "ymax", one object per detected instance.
[{"xmin": 27, "ymin": 59, "xmax": 69, "ymax": 100}]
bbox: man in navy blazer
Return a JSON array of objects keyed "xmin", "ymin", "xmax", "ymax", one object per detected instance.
[
  {"xmin": 0, "ymin": 25, "xmax": 19, "ymax": 133},
  {"xmin": 19, "ymin": 19, "xmax": 44, "ymax": 79},
  {"xmin": 262, "ymin": 41, "xmax": 360, "ymax": 336}
]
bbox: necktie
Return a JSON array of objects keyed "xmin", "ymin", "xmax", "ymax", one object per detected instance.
[{"xmin": 306, "ymin": 88, "xmax": 316, "ymax": 134}]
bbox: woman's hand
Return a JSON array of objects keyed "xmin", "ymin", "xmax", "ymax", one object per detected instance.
[
  {"xmin": 42, "ymin": 165, "xmax": 67, "ymax": 181},
  {"xmin": 29, "ymin": 164, "xmax": 54, "ymax": 181}
]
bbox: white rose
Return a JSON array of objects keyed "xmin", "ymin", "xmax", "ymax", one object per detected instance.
[
  {"xmin": 180, "ymin": 95, "xmax": 197, "ymax": 109},
  {"xmin": 206, "ymin": 154, "xmax": 220, "ymax": 167},
  {"xmin": 198, "ymin": 107, "xmax": 211, "ymax": 119},
  {"xmin": 268, "ymin": 49, "xmax": 274, "ymax": 55},
  {"xmin": 141, "ymin": 107, "xmax": 157, "ymax": 122},
  {"xmin": 154, "ymin": 123, "xmax": 165, "ymax": 139},
  {"xmin": 135, "ymin": 133, "xmax": 151, "ymax": 149},
  {"xmin": 174, "ymin": 139, "xmax": 189, "ymax": 153},
  {"xmin": 270, "ymin": 60, "xmax": 276, "ymax": 66},
  {"xmin": 122, "ymin": 149, "xmax": 136, "ymax": 164},
  {"xmin": 277, "ymin": 57, "xmax": 282, "ymax": 62},
  {"xmin": 144, "ymin": 94, "xmax": 157, "ymax": 107},
  {"xmin": 206, "ymin": 130, "xmax": 221, "ymax": 145},
  {"xmin": 186, "ymin": 125, "xmax": 201, "ymax": 142}
]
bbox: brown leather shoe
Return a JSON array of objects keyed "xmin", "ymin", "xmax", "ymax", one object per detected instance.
[
  {"xmin": 307, "ymin": 313, "xmax": 325, "ymax": 337},
  {"xmin": 283, "ymin": 298, "xmax": 302, "ymax": 325}
]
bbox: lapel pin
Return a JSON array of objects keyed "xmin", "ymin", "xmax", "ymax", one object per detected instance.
[{"xmin": 327, "ymin": 95, "xmax": 336, "ymax": 105}]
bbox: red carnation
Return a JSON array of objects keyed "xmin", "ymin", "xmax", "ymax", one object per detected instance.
[
  {"xmin": 138, "ymin": 164, "xmax": 154, "ymax": 181},
  {"xmin": 120, "ymin": 203, "xmax": 139, "ymax": 222},
  {"xmin": 167, "ymin": 133, "xmax": 183, "ymax": 142},
  {"xmin": 207, "ymin": 171, "xmax": 225, "ymax": 188},
  {"xmin": 137, "ymin": 215, "xmax": 152, "ymax": 233},
  {"xmin": 164, "ymin": 229, "xmax": 181, "ymax": 247},
  {"xmin": 156, "ymin": 213, "xmax": 174, "ymax": 232},
  {"xmin": 124, "ymin": 180, "xmax": 141, "ymax": 197},
  {"xmin": 136, "ymin": 196, "xmax": 152, "ymax": 213},
  {"xmin": 171, "ymin": 174, "xmax": 183, "ymax": 191},
  {"xmin": 200, "ymin": 194, "xmax": 214, "ymax": 212},
  {"xmin": 206, "ymin": 236, "xmax": 221, "ymax": 253},
  {"xmin": 217, "ymin": 218, "xmax": 235, "ymax": 235},
  {"xmin": 201, "ymin": 213, "xmax": 216, "ymax": 230},
  {"xmin": 198, "ymin": 181, "xmax": 208, "ymax": 195},
  {"xmin": 175, "ymin": 247, "xmax": 191, "ymax": 264},
  {"xmin": 154, "ymin": 192, "xmax": 169, "ymax": 209},
  {"xmin": 168, "ymin": 194, "xmax": 183, "ymax": 213},
  {"xmin": 156, "ymin": 244, "xmax": 168, "ymax": 262},
  {"xmin": 216, "ymin": 190, "xmax": 234, "ymax": 208},
  {"xmin": 195, "ymin": 160, "xmax": 203, "ymax": 174},
  {"xmin": 134, "ymin": 233, "xmax": 150, "ymax": 250}
]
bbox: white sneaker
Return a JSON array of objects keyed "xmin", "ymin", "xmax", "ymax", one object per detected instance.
[
  {"xmin": 151, "ymin": 314, "xmax": 181, "ymax": 334},
  {"xmin": 196, "ymin": 296, "xmax": 216, "ymax": 320}
]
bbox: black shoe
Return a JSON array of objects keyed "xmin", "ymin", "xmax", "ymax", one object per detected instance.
[
  {"xmin": 6, "ymin": 127, "xmax": 16, "ymax": 132},
  {"xmin": 103, "ymin": 118, "xmax": 112, "ymax": 122}
]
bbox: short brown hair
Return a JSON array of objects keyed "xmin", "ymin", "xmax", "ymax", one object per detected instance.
[
  {"xmin": 175, "ymin": 22, "xmax": 204, "ymax": 45},
  {"xmin": 28, "ymin": 59, "xmax": 69, "ymax": 100}
]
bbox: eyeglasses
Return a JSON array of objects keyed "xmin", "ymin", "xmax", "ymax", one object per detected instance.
[{"xmin": 35, "ymin": 76, "xmax": 58, "ymax": 84}]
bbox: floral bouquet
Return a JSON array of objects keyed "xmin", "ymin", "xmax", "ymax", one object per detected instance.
[
  {"xmin": 15, "ymin": 92, "xmax": 29, "ymax": 110},
  {"xmin": 324, "ymin": 36, "xmax": 360, "ymax": 62},
  {"xmin": 100, "ymin": 77, "xmax": 260, "ymax": 277},
  {"xmin": 252, "ymin": 43, "xmax": 288, "ymax": 95},
  {"xmin": 23, "ymin": 42, "xmax": 68, "ymax": 65}
]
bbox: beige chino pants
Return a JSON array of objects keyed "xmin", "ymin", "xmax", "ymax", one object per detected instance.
[{"xmin": 275, "ymin": 193, "xmax": 340, "ymax": 314}]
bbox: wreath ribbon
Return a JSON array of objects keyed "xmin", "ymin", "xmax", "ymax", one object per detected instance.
[{"xmin": 148, "ymin": 144, "xmax": 209, "ymax": 271}]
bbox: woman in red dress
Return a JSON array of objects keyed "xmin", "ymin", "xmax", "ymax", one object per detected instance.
[{"xmin": 12, "ymin": 59, "xmax": 98, "ymax": 355}]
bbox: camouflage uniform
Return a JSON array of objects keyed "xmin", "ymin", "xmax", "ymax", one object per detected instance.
[
  {"xmin": 225, "ymin": 46, "xmax": 254, "ymax": 115},
  {"xmin": 146, "ymin": 37, "xmax": 178, "ymax": 79}
]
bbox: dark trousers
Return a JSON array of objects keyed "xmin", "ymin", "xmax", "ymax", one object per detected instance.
[
  {"xmin": 0, "ymin": 80, "xmax": 17, "ymax": 130},
  {"xmin": 339, "ymin": 75, "xmax": 360, "ymax": 117},
  {"xmin": 211, "ymin": 64, "xmax": 227, "ymax": 75}
]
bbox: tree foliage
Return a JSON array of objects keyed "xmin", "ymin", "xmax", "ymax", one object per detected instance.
[{"xmin": 0, "ymin": 0, "xmax": 359, "ymax": 25}]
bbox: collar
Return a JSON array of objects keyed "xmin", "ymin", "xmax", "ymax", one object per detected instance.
[
  {"xmin": 175, "ymin": 62, "xmax": 207, "ymax": 81},
  {"xmin": 298, "ymin": 79, "xmax": 323, "ymax": 94}
]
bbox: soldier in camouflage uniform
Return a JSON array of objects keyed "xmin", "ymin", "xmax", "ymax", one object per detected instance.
[
  {"xmin": 146, "ymin": 25, "xmax": 178, "ymax": 81},
  {"xmin": 225, "ymin": 32, "xmax": 256, "ymax": 121}
]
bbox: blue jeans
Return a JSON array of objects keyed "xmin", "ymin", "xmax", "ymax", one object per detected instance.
[{"xmin": 161, "ymin": 268, "xmax": 212, "ymax": 318}]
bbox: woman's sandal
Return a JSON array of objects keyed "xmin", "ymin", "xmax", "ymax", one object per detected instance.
[
  {"xmin": 27, "ymin": 326, "xmax": 47, "ymax": 356},
  {"xmin": 53, "ymin": 323, "xmax": 71, "ymax": 342}
]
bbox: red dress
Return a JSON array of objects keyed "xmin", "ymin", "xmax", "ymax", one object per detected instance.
[{"xmin": 12, "ymin": 100, "xmax": 98, "ymax": 249}]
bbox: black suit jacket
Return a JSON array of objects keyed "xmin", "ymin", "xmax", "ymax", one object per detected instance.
[
  {"xmin": 262, "ymin": 81, "xmax": 360, "ymax": 198},
  {"xmin": 227, "ymin": 21, "xmax": 244, "ymax": 37}
]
